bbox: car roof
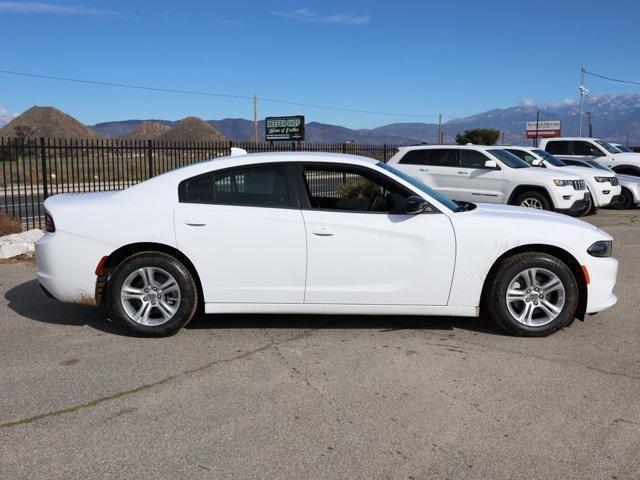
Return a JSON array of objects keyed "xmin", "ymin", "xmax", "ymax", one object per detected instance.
[{"xmin": 398, "ymin": 144, "xmax": 505, "ymax": 151}]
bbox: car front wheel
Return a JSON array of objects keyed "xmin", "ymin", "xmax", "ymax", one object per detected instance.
[
  {"xmin": 106, "ymin": 252, "xmax": 199, "ymax": 336},
  {"xmin": 486, "ymin": 252, "xmax": 579, "ymax": 336},
  {"xmin": 514, "ymin": 191, "xmax": 551, "ymax": 211}
]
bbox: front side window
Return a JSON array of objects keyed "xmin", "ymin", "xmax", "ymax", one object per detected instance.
[
  {"xmin": 179, "ymin": 164, "xmax": 290, "ymax": 207},
  {"xmin": 486, "ymin": 149, "xmax": 530, "ymax": 169},
  {"xmin": 532, "ymin": 149, "xmax": 567, "ymax": 167},
  {"xmin": 505, "ymin": 149, "xmax": 537, "ymax": 165},
  {"xmin": 594, "ymin": 140, "xmax": 620, "ymax": 154},
  {"xmin": 426, "ymin": 149, "xmax": 459, "ymax": 167},
  {"xmin": 545, "ymin": 141, "xmax": 570, "ymax": 155},
  {"xmin": 460, "ymin": 150, "xmax": 491, "ymax": 168},
  {"xmin": 302, "ymin": 165, "xmax": 410, "ymax": 213}
]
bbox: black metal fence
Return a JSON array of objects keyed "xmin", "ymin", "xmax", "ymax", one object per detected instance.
[{"xmin": 0, "ymin": 137, "xmax": 398, "ymax": 230}]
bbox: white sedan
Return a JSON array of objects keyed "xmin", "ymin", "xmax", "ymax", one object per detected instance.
[{"xmin": 36, "ymin": 151, "xmax": 618, "ymax": 337}]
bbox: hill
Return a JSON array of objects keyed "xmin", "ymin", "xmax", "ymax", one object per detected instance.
[
  {"xmin": 0, "ymin": 106, "xmax": 102, "ymax": 139},
  {"xmin": 158, "ymin": 117, "xmax": 227, "ymax": 142},
  {"xmin": 122, "ymin": 121, "xmax": 171, "ymax": 140}
]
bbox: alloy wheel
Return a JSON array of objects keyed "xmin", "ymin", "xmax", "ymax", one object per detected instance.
[
  {"xmin": 505, "ymin": 267, "xmax": 566, "ymax": 327},
  {"xmin": 120, "ymin": 267, "xmax": 181, "ymax": 326}
]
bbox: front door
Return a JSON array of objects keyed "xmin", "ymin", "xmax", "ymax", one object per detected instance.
[
  {"xmin": 297, "ymin": 163, "xmax": 456, "ymax": 306},
  {"xmin": 174, "ymin": 163, "xmax": 306, "ymax": 304},
  {"xmin": 454, "ymin": 149, "xmax": 505, "ymax": 203}
]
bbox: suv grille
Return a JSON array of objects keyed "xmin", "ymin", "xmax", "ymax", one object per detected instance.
[
  {"xmin": 609, "ymin": 177, "xmax": 619, "ymax": 186},
  {"xmin": 572, "ymin": 180, "xmax": 586, "ymax": 190}
]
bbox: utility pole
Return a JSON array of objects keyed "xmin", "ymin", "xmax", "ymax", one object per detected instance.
[
  {"xmin": 586, "ymin": 111, "xmax": 593, "ymax": 137},
  {"xmin": 438, "ymin": 113, "xmax": 442, "ymax": 144},
  {"xmin": 253, "ymin": 94, "xmax": 258, "ymax": 144},
  {"xmin": 579, "ymin": 66, "xmax": 586, "ymax": 137},
  {"xmin": 534, "ymin": 110, "xmax": 540, "ymax": 147}
]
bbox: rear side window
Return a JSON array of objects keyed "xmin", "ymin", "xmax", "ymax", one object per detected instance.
[
  {"xmin": 545, "ymin": 141, "xmax": 570, "ymax": 155},
  {"xmin": 573, "ymin": 141, "xmax": 604, "ymax": 156},
  {"xmin": 426, "ymin": 149, "xmax": 459, "ymax": 167},
  {"xmin": 179, "ymin": 164, "xmax": 290, "ymax": 207},
  {"xmin": 460, "ymin": 150, "xmax": 490, "ymax": 168},
  {"xmin": 398, "ymin": 150, "xmax": 430, "ymax": 165}
]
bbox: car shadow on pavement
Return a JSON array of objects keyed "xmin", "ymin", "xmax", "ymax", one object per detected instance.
[
  {"xmin": 6, "ymin": 279, "xmax": 505, "ymax": 337},
  {"xmin": 4, "ymin": 279, "xmax": 127, "ymax": 335},
  {"xmin": 187, "ymin": 312, "xmax": 505, "ymax": 336}
]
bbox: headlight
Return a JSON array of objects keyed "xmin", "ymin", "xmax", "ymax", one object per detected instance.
[
  {"xmin": 553, "ymin": 179, "xmax": 574, "ymax": 187},
  {"xmin": 594, "ymin": 176, "xmax": 610, "ymax": 183},
  {"xmin": 588, "ymin": 240, "xmax": 612, "ymax": 257}
]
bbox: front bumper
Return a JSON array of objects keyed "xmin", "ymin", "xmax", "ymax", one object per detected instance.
[
  {"xmin": 585, "ymin": 256, "xmax": 619, "ymax": 314},
  {"xmin": 556, "ymin": 192, "xmax": 589, "ymax": 215},
  {"xmin": 592, "ymin": 184, "xmax": 622, "ymax": 207}
]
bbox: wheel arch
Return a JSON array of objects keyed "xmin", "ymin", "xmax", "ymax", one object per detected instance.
[
  {"xmin": 611, "ymin": 165, "xmax": 640, "ymax": 176},
  {"xmin": 97, "ymin": 242, "xmax": 204, "ymax": 309},
  {"xmin": 507, "ymin": 185, "xmax": 554, "ymax": 208},
  {"xmin": 480, "ymin": 244, "xmax": 588, "ymax": 321}
]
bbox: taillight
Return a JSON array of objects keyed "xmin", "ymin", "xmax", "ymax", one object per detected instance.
[{"xmin": 45, "ymin": 211, "xmax": 56, "ymax": 232}]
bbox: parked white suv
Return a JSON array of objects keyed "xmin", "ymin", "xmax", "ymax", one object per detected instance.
[
  {"xmin": 388, "ymin": 145, "xmax": 589, "ymax": 215},
  {"xmin": 504, "ymin": 146, "xmax": 622, "ymax": 211},
  {"xmin": 540, "ymin": 137, "xmax": 640, "ymax": 176}
]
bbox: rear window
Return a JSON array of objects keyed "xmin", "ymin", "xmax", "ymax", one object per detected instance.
[
  {"xmin": 425, "ymin": 149, "xmax": 459, "ymax": 167},
  {"xmin": 545, "ymin": 141, "xmax": 570, "ymax": 155},
  {"xmin": 398, "ymin": 150, "xmax": 429, "ymax": 165}
]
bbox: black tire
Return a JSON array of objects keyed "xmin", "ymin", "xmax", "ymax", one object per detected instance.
[
  {"xmin": 106, "ymin": 252, "xmax": 199, "ymax": 337},
  {"xmin": 486, "ymin": 252, "xmax": 579, "ymax": 337},
  {"xmin": 513, "ymin": 191, "xmax": 552, "ymax": 211},
  {"xmin": 611, "ymin": 188, "xmax": 634, "ymax": 210},
  {"xmin": 575, "ymin": 193, "xmax": 593, "ymax": 217}
]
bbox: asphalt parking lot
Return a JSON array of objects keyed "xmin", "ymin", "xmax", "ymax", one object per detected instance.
[{"xmin": 1, "ymin": 209, "xmax": 639, "ymax": 480}]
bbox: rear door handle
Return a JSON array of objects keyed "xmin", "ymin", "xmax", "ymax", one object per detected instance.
[
  {"xmin": 419, "ymin": 168, "xmax": 429, "ymax": 172},
  {"xmin": 185, "ymin": 219, "xmax": 207, "ymax": 227},
  {"xmin": 312, "ymin": 227, "xmax": 334, "ymax": 237},
  {"xmin": 458, "ymin": 171, "xmax": 468, "ymax": 175}
]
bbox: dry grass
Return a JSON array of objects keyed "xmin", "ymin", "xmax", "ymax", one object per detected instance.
[{"xmin": 0, "ymin": 212, "xmax": 23, "ymax": 236}]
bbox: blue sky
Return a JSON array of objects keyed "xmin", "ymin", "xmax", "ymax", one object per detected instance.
[{"xmin": 1, "ymin": 0, "xmax": 640, "ymax": 128}]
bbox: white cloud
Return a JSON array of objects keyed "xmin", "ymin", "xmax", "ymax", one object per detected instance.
[
  {"xmin": 272, "ymin": 9, "xmax": 371, "ymax": 25},
  {"xmin": 0, "ymin": 2, "xmax": 113, "ymax": 15},
  {"xmin": 521, "ymin": 97, "xmax": 536, "ymax": 107},
  {"xmin": 0, "ymin": 106, "xmax": 17, "ymax": 127}
]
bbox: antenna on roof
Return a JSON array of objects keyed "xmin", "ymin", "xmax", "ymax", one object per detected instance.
[{"xmin": 230, "ymin": 147, "xmax": 248, "ymax": 157}]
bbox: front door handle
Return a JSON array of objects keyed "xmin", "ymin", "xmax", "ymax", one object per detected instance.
[
  {"xmin": 312, "ymin": 227, "xmax": 334, "ymax": 237},
  {"xmin": 185, "ymin": 219, "xmax": 207, "ymax": 227},
  {"xmin": 419, "ymin": 168, "xmax": 429, "ymax": 172},
  {"xmin": 458, "ymin": 171, "xmax": 468, "ymax": 175}
]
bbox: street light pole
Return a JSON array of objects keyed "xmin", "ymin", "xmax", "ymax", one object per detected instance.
[
  {"xmin": 253, "ymin": 94, "xmax": 258, "ymax": 144},
  {"xmin": 438, "ymin": 113, "xmax": 442, "ymax": 144},
  {"xmin": 586, "ymin": 111, "xmax": 593, "ymax": 137},
  {"xmin": 579, "ymin": 66, "xmax": 585, "ymax": 136}
]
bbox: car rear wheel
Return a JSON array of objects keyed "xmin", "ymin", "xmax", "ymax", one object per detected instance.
[
  {"xmin": 486, "ymin": 252, "xmax": 578, "ymax": 336},
  {"xmin": 611, "ymin": 188, "xmax": 634, "ymax": 210},
  {"xmin": 514, "ymin": 191, "xmax": 551, "ymax": 211},
  {"xmin": 106, "ymin": 252, "xmax": 198, "ymax": 336}
]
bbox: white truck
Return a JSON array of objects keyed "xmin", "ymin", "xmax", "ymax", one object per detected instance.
[
  {"xmin": 504, "ymin": 146, "xmax": 622, "ymax": 212},
  {"xmin": 539, "ymin": 137, "xmax": 640, "ymax": 176},
  {"xmin": 388, "ymin": 145, "xmax": 590, "ymax": 215}
]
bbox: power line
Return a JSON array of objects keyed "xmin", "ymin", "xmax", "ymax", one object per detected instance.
[
  {"xmin": 583, "ymin": 69, "xmax": 640, "ymax": 87},
  {"xmin": 0, "ymin": 69, "xmax": 441, "ymax": 119}
]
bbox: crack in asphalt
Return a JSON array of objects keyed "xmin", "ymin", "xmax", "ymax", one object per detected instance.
[{"xmin": 0, "ymin": 328, "xmax": 320, "ymax": 430}]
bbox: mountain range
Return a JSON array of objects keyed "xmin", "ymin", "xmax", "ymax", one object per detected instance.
[{"xmin": 89, "ymin": 94, "xmax": 640, "ymax": 145}]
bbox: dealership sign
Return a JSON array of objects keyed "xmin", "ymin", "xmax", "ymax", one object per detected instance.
[
  {"xmin": 265, "ymin": 116, "xmax": 305, "ymax": 141},
  {"xmin": 525, "ymin": 120, "xmax": 561, "ymax": 138}
]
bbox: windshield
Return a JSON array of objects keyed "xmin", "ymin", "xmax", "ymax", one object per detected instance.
[
  {"xmin": 486, "ymin": 149, "xmax": 530, "ymax": 168},
  {"xmin": 377, "ymin": 162, "xmax": 461, "ymax": 212},
  {"xmin": 595, "ymin": 140, "xmax": 619, "ymax": 154},
  {"xmin": 614, "ymin": 144, "xmax": 633, "ymax": 153},
  {"xmin": 584, "ymin": 159, "xmax": 613, "ymax": 171},
  {"xmin": 532, "ymin": 149, "xmax": 567, "ymax": 167}
]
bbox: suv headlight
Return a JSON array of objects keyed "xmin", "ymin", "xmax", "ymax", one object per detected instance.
[
  {"xmin": 553, "ymin": 179, "xmax": 574, "ymax": 187},
  {"xmin": 594, "ymin": 176, "xmax": 610, "ymax": 183},
  {"xmin": 588, "ymin": 240, "xmax": 612, "ymax": 257}
]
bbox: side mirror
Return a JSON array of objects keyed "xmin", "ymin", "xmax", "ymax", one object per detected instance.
[
  {"xmin": 484, "ymin": 159, "xmax": 498, "ymax": 169},
  {"xmin": 531, "ymin": 158, "xmax": 543, "ymax": 167},
  {"xmin": 405, "ymin": 195, "xmax": 429, "ymax": 214}
]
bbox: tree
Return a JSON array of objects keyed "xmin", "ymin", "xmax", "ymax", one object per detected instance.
[
  {"xmin": 455, "ymin": 128, "xmax": 500, "ymax": 146},
  {"xmin": 14, "ymin": 125, "xmax": 34, "ymax": 140}
]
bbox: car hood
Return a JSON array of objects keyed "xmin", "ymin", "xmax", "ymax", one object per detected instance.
[
  {"xmin": 519, "ymin": 166, "xmax": 582, "ymax": 181},
  {"xmin": 556, "ymin": 165, "xmax": 612, "ymax": 177}
]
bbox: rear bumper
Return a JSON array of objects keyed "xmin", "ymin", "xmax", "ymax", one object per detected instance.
[{"xmin": 36, "ymin": 231, "xmax": 113, "ymax": 305}]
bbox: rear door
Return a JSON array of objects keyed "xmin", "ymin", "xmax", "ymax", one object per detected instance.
[
  {"xmin": 420, "ymin": 148, "xmax": 462, "ymax": 200},
  {"xmin": 454, "ymin": 149, "xmax": 505, "ymax": 203},
  {"xmin": 173, "ymin": 163, "xmax": 307, "ymax": 304}
]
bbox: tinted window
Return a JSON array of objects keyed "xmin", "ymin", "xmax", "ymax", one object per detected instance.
[
  {"xmin": 573, "ymin": 141, "xmax": 603, "ymax": 156},
  {"xmin": 561, "ymin": 159, "xmax": 585, "ymax": 167},
  {"xmin": 594, "ymin": 140, "xmax": 619, "ymax": 154},
  {"xmin": 486, "ymin": 149, "xmax": 529, "ymax": 168},
  {"xmin": 302, "ymin": 165, "xmax": 410, "ymax": 213},
  {"xmin": 398, "ymin": 150, "xmax": 429, "ymax": 165},
  {"xmin": 426, "ymin": 149, "xmax": 459, "ymax": 167},
  {"xmin": 179, "ymin": 164, "xmax": 290, "ymax": 207},
  {"xmin": 532, "ymin": 149, "xmax": 567, "ymax": 167},
  {"xmin": 545, "ymin": 141, "xmax": 570, "ymax": 155},
  {"xmin": 505, "ymin": 149, "xmax": 538, "ymax": 165},
  {"xmin": 460, "ymin": 150, "xmax": 490, "ymax": 168}
]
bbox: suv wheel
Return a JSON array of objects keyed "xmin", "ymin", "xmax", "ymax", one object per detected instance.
[
  {"xmin": 612, "ymin": 188, "xmax": 634, "ymax": 210},
  {"xmin": 514, "ymin": 191, "xmax": 551, "ymax": 210},
  {"xmin": 106, "ymin": 252, "xmax": 199, "ymax": 337},
  {"xmin": 486, "ymin": 252, "xmax": 578, "ymax": 336}
]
